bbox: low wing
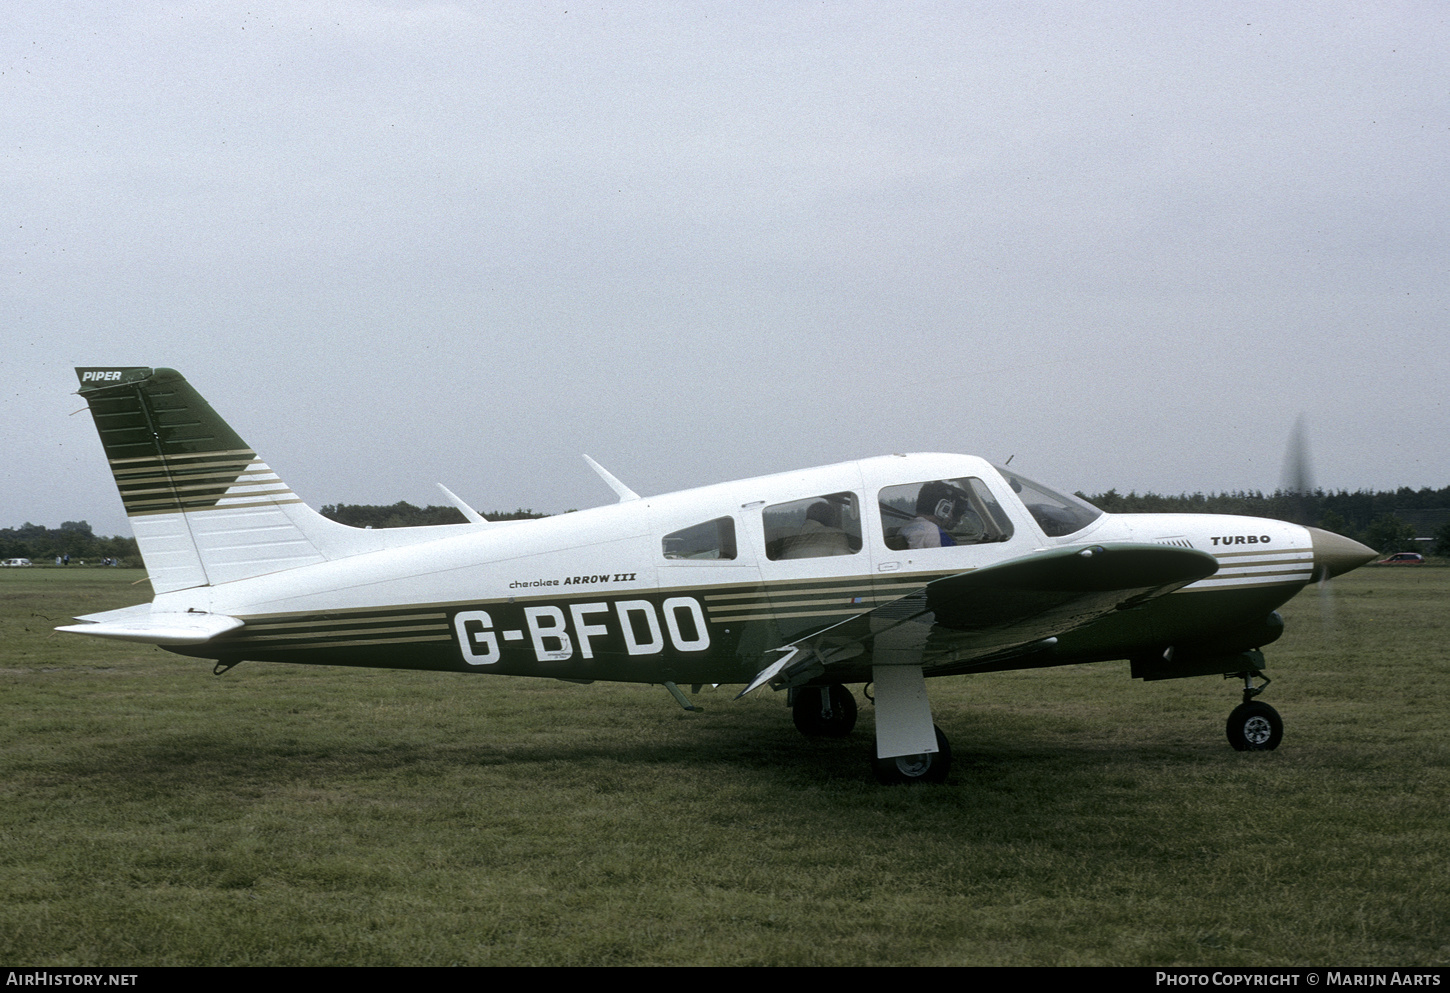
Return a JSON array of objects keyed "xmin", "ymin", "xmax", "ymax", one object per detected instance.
[
  {"xmin": 742, "ymin": 543, "xmax": 1218, "ymax": 693},
  {"xmin": 57, "ymin": 604, "xmax": 244, "ymax": 646}
]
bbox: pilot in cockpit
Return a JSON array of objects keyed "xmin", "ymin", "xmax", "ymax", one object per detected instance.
[{"xmin": 901, "ymin": 481, "xmax": 964, "ymax": 548}]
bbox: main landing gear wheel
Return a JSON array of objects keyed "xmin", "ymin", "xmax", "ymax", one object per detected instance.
[
  {"xmin": 871, "ymin": 725, "xmax": 952, "ymax": 785},
  {"xmin": 1226, "ymin": 701, "xmax": 1283, "ymax": 752},
  {"xmin": 792, "ymin": 685, "xmax": 858, "ymax": 737}
]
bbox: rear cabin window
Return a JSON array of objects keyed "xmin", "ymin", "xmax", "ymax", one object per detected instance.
[
  {"xmin": 662, "ymin": 517, "xmax": 737, "ymax": 560},
  {"xmin": 878, "ymin": 477, "xmax": 1014, "ymax": 550},
  {"xmin": 763, "ymin": 492, "xmax": 862, "ymax": 560}
]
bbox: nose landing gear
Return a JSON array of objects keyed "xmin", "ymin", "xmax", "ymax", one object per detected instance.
[{"xmin": 1225, "ymin": 671, "xmax": 1282, "ymax": 751}]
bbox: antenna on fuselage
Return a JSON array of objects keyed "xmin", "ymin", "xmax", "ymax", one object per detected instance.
[
  {"xmin": 583, "ymin": 455, "xmax": 640, "ymax": 502},
  {"xmin": 436, "ymin": 483, "xmax": 493, "ymax": 525}
]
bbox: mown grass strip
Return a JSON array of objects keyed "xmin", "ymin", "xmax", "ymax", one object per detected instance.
[{"xmin": 1, "ymin": 567, "xmax": 1445, "ymax": 965}]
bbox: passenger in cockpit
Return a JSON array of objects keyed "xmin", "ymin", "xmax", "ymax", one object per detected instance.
[{"xmin": 779, "ymin": 500, "xmax": 854, "ymax": 558}]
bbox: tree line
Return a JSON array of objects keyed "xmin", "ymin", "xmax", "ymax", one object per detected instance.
[
  {"xmin": 0, "ymin": 522, "xmax": 140, "ymax": 564},
  {"xmin": 318, "ymin": 503, "xmax": 548, "ymax": 528},
  {"xmin": 0, "ymin": 505, "xmax": 548, "ymax": 566}
]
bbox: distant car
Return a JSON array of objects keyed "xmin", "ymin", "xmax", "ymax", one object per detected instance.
[
  {"xmin": 1376, "ymin": 552, "xmax": 1424, "ymax": 565},
  {"xmin": 2, "ymin": 558, "xmax": 33, "ymax": 567}
]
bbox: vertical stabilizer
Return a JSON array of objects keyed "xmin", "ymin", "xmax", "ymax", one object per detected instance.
[{"xmin": 75, "ymin": 367, "xmax": 331, "ymax": 593}]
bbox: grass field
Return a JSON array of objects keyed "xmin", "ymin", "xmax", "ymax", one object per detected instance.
[{"xmin": 2, "ymin": 566, "xmax": 1446, "ymax": 966}]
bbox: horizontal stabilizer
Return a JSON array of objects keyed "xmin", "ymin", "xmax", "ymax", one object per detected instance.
[{"xmin": 57, "ymin": 605, "xmax": 244, "ymax": 646}]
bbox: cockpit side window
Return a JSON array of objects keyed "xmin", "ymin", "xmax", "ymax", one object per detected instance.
[
  {"xmin": 763, "ymin": 492, "xmax": 862, "ymax": 560},
  {"xmin": 878, "ymin": 477, "xmax": 1014, "ymax": 550},
  {"xmin": 662, "ymin": 517, "xmax": 737, "ymax": 560},
  {"xmin": 993, "ymin": 466, "xmax": 1103, "ymax": 538}
]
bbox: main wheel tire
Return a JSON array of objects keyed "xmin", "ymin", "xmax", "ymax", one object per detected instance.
[
  {"xmin": 871, "ymin": 725, "xmax": 952, "ymax": 785},
  {"xmin": 1226, "ymin": 701, "xmax": 1283, "ymax": 752},
  {"xmin": 792, "ymin": 685, "xmax": 858, "ymax": 737}
]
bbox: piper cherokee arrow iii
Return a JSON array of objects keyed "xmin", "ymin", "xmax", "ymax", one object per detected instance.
[{"xmin": 61, "ymin": 367, "xmax": 1377, "ymax": 784}]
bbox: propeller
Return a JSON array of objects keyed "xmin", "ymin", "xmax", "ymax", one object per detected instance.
[
  {"xmin": 1280, "ymin": 414, "xmax": 1316, "ymax": 529},
  {"xmin": 1280, "ymin": 415, "xmax": 1376, "ymax": 627},
  {"xmin": 1282, "ymin": 416, "xmax": 1341, "ymax": 629}
]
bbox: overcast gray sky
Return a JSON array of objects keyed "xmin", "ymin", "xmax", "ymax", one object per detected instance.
[{"xmin": 5, "ymin": 2, "xmax": 1447, "ymax": 538}]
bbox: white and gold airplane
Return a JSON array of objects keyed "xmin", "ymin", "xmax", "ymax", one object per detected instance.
[{"xmin": 60, "ymin": 367, "xmax": 1377, "ymax": 783}]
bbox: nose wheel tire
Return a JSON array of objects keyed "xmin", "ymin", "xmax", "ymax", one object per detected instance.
[
  {"xmin": 1226, "ymin": 701, "xmax": 1283, "ymax": 752},
  {"xmin": 872, "ymin": 725, "xmax": 952, "ymax": 785}
]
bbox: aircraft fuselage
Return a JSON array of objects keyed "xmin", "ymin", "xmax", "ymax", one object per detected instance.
[{"xmin": 153, "ymin": 453, "xmax": 1316, "ymax": 687}]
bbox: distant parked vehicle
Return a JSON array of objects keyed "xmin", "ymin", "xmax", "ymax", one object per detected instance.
[
  {"xmin": 2, "ymin": 558, "xmax": 33, "ymax": 567},
  {"xmin": 1375, "ymin": 552, "xmax": 1424, "ymax": 565}
]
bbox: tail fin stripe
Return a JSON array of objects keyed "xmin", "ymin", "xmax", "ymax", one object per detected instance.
[
  {"xmin": 214, "ymin": 497, "xmax": 305, "ymax": 509},
  {"xmin": 119, "ymin": 470, "xmax": 291, "ymax": 493},
  {"xmin": 119, "ymin": 478, "xmax": 266, "ymax": 497},
  {"xmin": 125, "ymin": 496, "xmax": 305, "ymax": 517},
  {"xmin": 107, "ymin": 450, "xmax": 287, "ymax": 516},
  {"xmin": 113, "ymin": 466, "xmax": 259, "ymax": 487},
  {"xmin": 113, "ymin": 468, "xmax": 255, "ymax": 482},
  {"xmin": 108, "ymin": 448, "xmax": 256, "ymax": 466}
]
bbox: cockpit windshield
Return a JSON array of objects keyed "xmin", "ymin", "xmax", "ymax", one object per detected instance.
[{"xmin": 993, "ymin": 466, "xmax": 1104, "ymax": 538}]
